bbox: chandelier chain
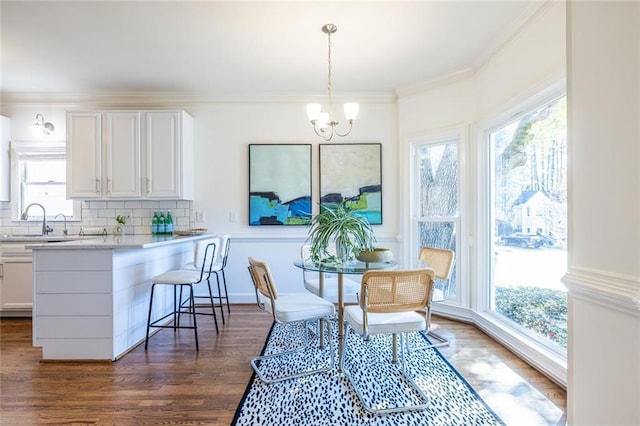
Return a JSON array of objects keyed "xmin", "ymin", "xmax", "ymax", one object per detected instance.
[{"xmin": 327, "ymin": 30, "xmax": 333, "ymax": 121}]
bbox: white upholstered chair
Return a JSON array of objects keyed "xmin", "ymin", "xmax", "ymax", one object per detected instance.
[
  {"xmin": 145, "ymin": 238, "xmax": 219, "ymax": 351},
  {"xmin": 247, "ymin": 256, "xmax": 335, "ymax": 383},
  {"xmin": 341, "ymin": 268, "xmax": 435, "ymax": 414}
]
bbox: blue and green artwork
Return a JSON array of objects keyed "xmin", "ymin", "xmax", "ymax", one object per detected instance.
[
  {"xmin": 249, "ymin": 144, "xmax": 312, "ymax": 226},
  {"xmin": 320, "ymin": 143, "xmax": 382, "ymax": 225}
]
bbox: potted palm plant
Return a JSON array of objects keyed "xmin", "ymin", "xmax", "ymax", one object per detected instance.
[{"xmin": 307, "ymin": 203, "xmax": 376, "ymax": 263}]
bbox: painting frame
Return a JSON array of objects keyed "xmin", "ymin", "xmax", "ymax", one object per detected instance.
[
  {"xmin": 319, "ymin": 143, "xmax": 382, "ymax": 225},
  {"xmin": 248, "ymin": 144, "xmax": 312, "ymax": 226}
]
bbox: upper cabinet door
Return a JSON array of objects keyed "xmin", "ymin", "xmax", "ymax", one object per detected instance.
[
  {"xmin": 145, "ymin": 111, "xmax": 193, "ymax": 199},
  {"xmin": 104, "ymin": 112, "xmax": 141, "ymax": 198},
  {"xmin": 67, "ymin": 110, "xmax": 193, "ymax": 200},
  {"xmin": 67, "ymin": 112, "xmax": 103, "ymax": 198}
]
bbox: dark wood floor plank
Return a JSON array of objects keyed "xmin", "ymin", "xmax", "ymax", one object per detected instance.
[{"xmin": 0, "ymin": 305, "xmax": 565, "ymax": 425}]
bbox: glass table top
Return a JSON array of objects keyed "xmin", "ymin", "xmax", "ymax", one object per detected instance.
[{"xmin": 293, "ymin": 258, "xmax": 398, "ymax": 274}]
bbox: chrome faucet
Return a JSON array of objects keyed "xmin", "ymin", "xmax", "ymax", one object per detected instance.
[
  {"xmin": 54, "ymin": 213, "xmax": 68, "ymax": 236},
  {"xmin": 21, "ymin": 203, "xmax": 53, "ymax": 235}
]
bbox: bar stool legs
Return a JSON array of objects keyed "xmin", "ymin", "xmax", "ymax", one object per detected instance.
[{"xmin": 145, "ymin": 282, "xmax": 199, "ymax": 351}]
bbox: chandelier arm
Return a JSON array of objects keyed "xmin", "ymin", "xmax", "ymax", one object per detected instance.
[
  {"xmin": 333, "ymin": 122, "xmax": 354, "ymax": 138},
  {"xmin": 311, "ymin": 122, "xmax": 335, "ymax": 141}
]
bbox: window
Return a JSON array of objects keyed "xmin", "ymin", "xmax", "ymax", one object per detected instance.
[
  {"xmin": 488, "ymin": 95, "xmax": 567, "ymax": 350},
  {"xmin": 11, "ymin": 141, "xmax": 80, "ymax": 221},
  {"xmin": 411, "ymin": 128, "xmax": 464, "ymax": 303}
]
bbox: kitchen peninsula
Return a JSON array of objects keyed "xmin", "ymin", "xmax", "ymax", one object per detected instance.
[{"xmin": 29, "ymin": 234, "xmax": 212, "ymax": 361}]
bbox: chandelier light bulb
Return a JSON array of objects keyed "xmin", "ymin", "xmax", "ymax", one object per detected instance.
[{"xmin": 306, "ymin": 103, "xmax": 322, "ymax": 122}]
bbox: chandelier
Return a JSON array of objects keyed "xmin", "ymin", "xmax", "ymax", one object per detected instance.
[{"xmin": 306, "ymin": 24, "xmax": 359, "ymax": 141}]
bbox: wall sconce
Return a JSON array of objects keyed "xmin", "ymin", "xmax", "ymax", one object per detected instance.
[{"xmin": 33, "ymin": 113, "xmax": 55, "ymax": 135}]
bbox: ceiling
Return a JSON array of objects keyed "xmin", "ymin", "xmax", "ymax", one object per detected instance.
[{"xmin": 1, "ymin": 1, "xmax": 544, "ymax": 99}]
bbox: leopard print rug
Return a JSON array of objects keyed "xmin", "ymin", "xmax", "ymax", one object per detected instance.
[{"xmin": 232, "ymin": 321, "xmax": 504, "ymax": 425}]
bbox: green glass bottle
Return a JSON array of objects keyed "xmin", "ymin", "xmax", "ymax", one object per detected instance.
[
  {"xmin": 158, "ymin": 211, "xmax": 166, "ymax": 235},
  {"xmin": 166, "ymin": 211, "xmax": 174, "ymax": 235},
  {"xmin": 151, "ymin": 211, "xmax": 159, "ymax": 235}
]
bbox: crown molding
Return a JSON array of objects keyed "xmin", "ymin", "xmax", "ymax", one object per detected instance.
[
  {"xmin": 395, "ymin": 0, "xmax": 552, "ymax": 100},
  {"xmin": 0, "ymin": 91, "xmax": 397, "ymax": 107},
  {"xmin": 395, "ymin": 68, "xmax": 474, "ymax": 99}
]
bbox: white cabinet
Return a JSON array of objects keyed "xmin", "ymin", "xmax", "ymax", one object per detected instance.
[
  {"xmin": 105, "ymin": 112, "xmax": 141, "ymax": 198},
  {"xmin": 67, "ymin": 111, "xmax": 141, "ymax": 199},
  {"xmin": 66, "ymin": 110, "xmax": 193, "ymax": 200},
  {"xmin": 0, "ymin": 259, "xmax": 33, "ymax": 312},
  {"xmin": 0, "ymin": 243, "xmax": 33, "ymax": 315},
  {"xmin": 145, "ymin": 111, "xmax": 194, "ymax": 199},
  {"xmin": 0, "ymin": 115, "xmax": 10, "ymax": 201}
]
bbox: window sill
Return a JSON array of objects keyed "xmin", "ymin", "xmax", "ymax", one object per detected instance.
[{"xmin": 472, "ymin": 310, "xmax": 567, "ymax": 388}]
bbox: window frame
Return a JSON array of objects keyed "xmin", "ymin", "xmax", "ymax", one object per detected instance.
[
  {"xmin": 408, "ymin": 125, "xmax": 469, "ymax": 312},
  {"xmin": 10, "ymin": 140, "xmax": 81, "ymax": 222},
  {"xmin": 475, "ymin": 83, "xmax": 568, "ymax": 381}
]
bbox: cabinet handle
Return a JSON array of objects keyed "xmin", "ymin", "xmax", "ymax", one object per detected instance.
[
  {"xmin": 107, "ymin": 178, "xmax": 112, "ymax": 194},
  {"xmin": 96, "ymin": 178, "xmax": 100, "ymax": 194},
  {"xmin": 146, "ymin": 178, "xmax": 151, "ymax": 195}
]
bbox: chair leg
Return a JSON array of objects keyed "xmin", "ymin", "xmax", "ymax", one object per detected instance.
[
  {"xmin": 342, "ymin": 328, "xmax": 429, "ymax": 414},
  {"xmin": 412, "ymin": 306, "xmax": 450, "ymax": 351},
  {"xmin": 251, "ymin": 318, "xmax": 334, "ymax": 383},
  {"xmin": 145, "ymin": 283, "xmax": 157, "ymax": 350},
  {"xmin": 188, "ymin": 284, "xmax": 199, "ymax": 351},
  {"xmin": 221, "ymin": 269, "xmax": 230, "ymax": 313},
  {"xmin": 213, "ymin": 271, "xmax": 225, "ymax": 324},
  {"xmin": 205, "ymin": 278, "xmax": 220, "ymax": 333}
]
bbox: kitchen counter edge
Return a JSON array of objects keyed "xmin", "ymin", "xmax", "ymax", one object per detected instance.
[{"xmin": 26, "ymin": 233, "xmax": 216, "ymax": 250}]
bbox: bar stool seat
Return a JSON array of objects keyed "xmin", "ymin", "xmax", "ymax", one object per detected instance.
[{"xmin": 145, "ymin": 238, "xmax": 219, "ymax": 351}]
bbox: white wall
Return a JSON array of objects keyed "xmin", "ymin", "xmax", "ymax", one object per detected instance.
[
  {"xmin": 186, "ymin": 100, "xmax": 399, "ymax": 301},
  {"xmin": 565, "ymin": 1, "xmax": 640, "ymax": 424},
  {"xmin": 0, "ymin": 99, "xmax": 399, "ymax": 300},
  {"xmin": 397, "ymin": 0, "xmax": 567, "ymax": 385}
]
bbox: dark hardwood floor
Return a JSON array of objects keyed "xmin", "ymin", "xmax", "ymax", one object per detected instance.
[{"xmin": 0, "ymin": 305, "xmax": 566, "ymax": 425}]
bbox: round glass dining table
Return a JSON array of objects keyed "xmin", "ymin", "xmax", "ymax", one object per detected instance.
[{"xmin": 293, "ymin": 258, "xmax": 398, "ymax": 364}]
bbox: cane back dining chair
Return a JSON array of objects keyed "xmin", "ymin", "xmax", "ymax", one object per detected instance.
[
  {"xmin": 417, "ymin": 246, "xmax": 455, "ymax": 348},
  {"xmin": 247, "ymin": 256, "xmax": 335, "ymax": 383},
  {"xmin": 341, "ymin": 268, "xmax": 435, "ymax": 414},
  {"xmin": 145, "ymin": 237, "xmax": 219, "ymax": 351},
  {"xmin": 300, "ymin": 244, "xmax": 360, "ymax": 303}
]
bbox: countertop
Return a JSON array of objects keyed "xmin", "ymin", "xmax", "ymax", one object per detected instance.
[{"xmin": 26, "ymin": 233, "xmax": 215, "ymax": 250}]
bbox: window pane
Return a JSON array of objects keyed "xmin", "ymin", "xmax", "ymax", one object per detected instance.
[
  {"xmin": 418, "ymin": 221, "xmax": 457, "ymax": 297},
  {"xmin": 418, "ymin": 142, "xmax": 458, "ymax": 217},
  {"xmin": 490, "ymin": 96, "xmax": 567, "ymax": 349},
  {"xmin": 24, "ymin": 183, "xmax": 73, "ymax": 217},
  {"xmin": 416, "ymin": 139, "xmax": 459, "ymax": 299},
  {"xmin": 25, "ymin": 158, "xmax": 66, "ymax": 182}
]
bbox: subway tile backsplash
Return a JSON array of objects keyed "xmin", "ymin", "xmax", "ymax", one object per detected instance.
[{"xmin": 0, "ymin": 200, "xmax": 193, "ymax": 236}]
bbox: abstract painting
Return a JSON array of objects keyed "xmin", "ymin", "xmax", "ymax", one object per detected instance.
[
  {"xmin": 249, "ymin": 144, "xmax": 312, "ymax": 226},
  {"xmin": 319, "ymin": 143, "xmax": 382, "ymax": 225}
]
